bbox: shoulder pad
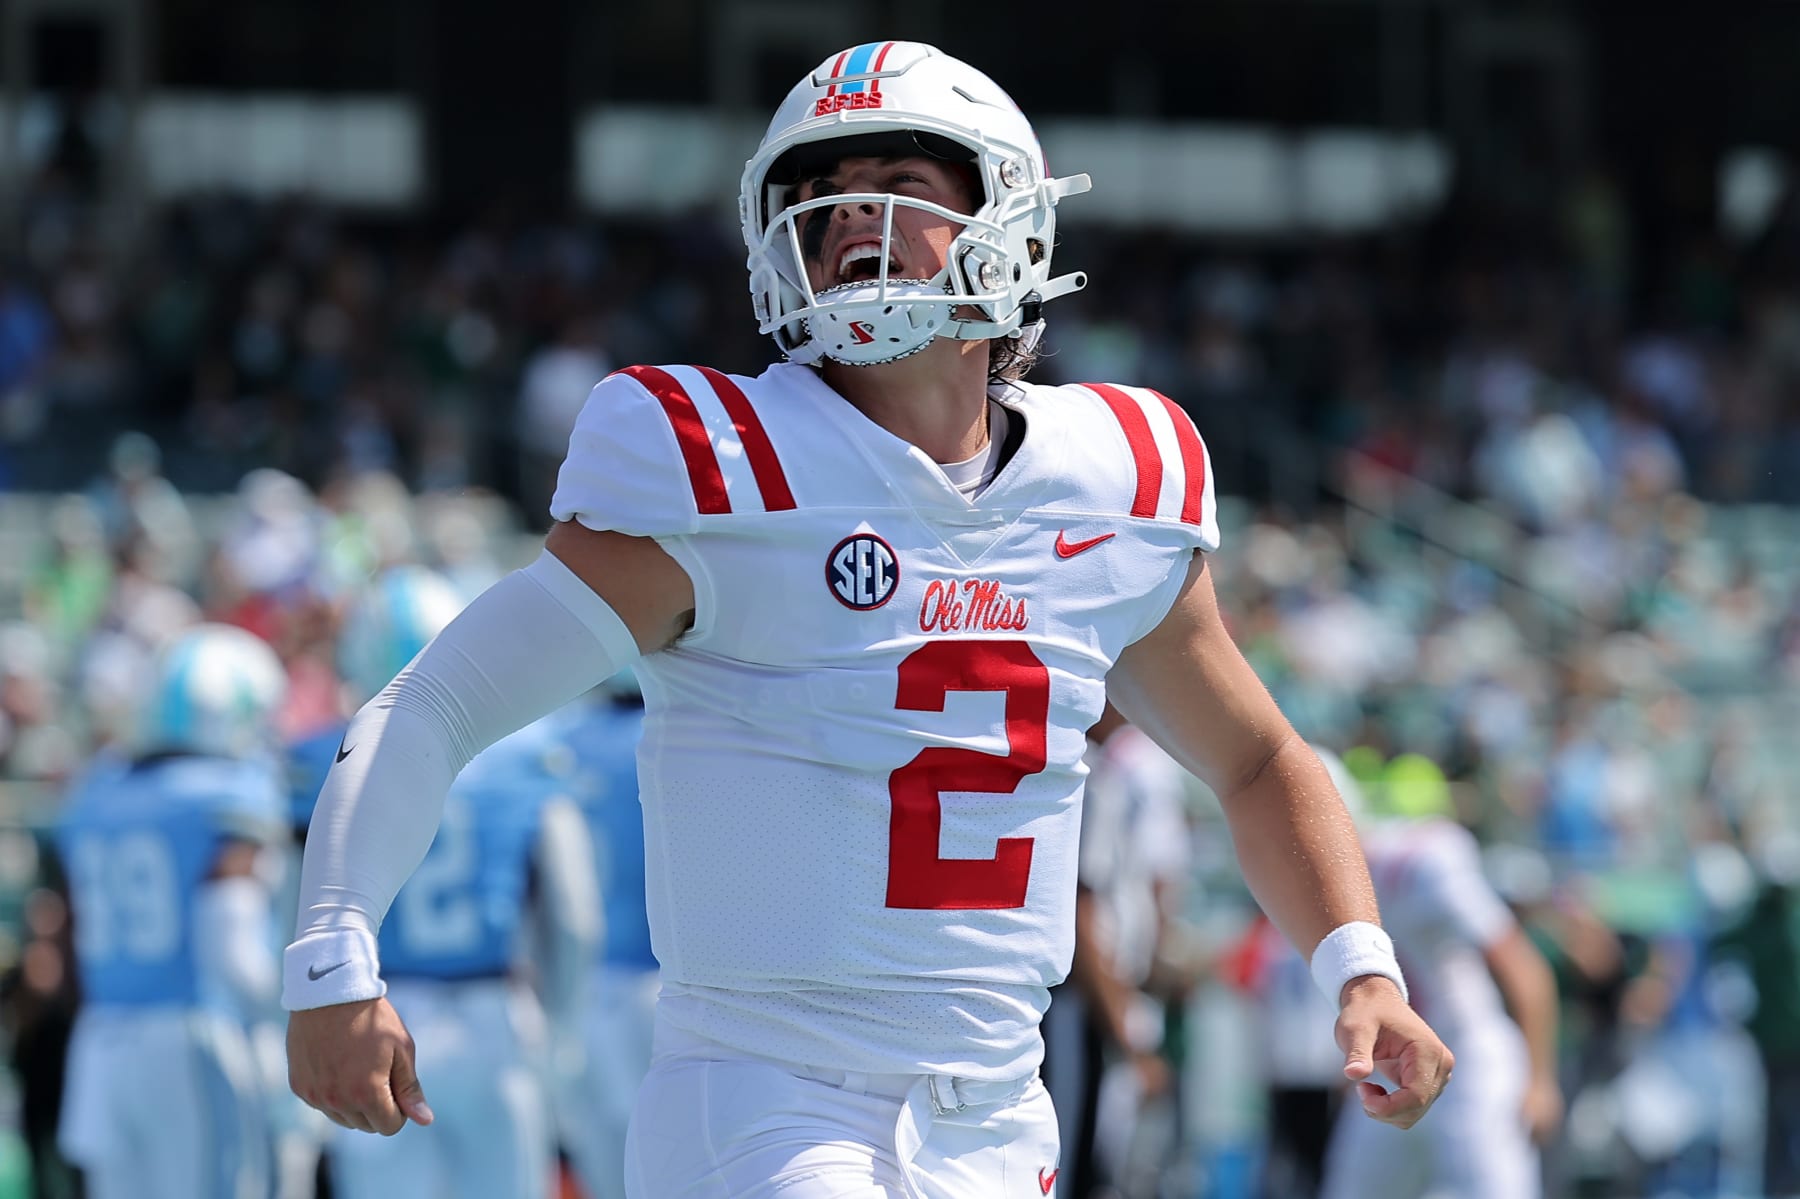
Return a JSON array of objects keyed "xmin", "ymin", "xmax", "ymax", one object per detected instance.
[
  {"xmin": 1068, "ymin": 382, "xmax": 1221, "ymax": 550},
  {"xmin": 550, "ymin": 365, "xmax": 796, "ymax": 536}
]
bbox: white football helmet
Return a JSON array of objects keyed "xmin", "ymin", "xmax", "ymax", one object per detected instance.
[
  {"xmin": 740, "ymin": 42, "xmax": 1091, "ymax": 367},
  {"xmin": 336, "ymin": 565, "xmax": 466, "ymax": 705},
  {"xmin": 140, "ymin": 623, "xmax": 288, "ymax": 759}
]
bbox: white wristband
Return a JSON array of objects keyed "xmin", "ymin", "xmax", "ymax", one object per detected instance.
[
  {"xmin": 282, "ymin": 928, "xmax": 386, "ymax": 1010},
  {"xmin": 1309, "ymin": 921, "xmax": 1408, "ymax": 1008}
]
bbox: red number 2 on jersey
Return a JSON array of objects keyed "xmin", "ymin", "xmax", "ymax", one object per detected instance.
[{"xmin": 886, "ymin": 639, "xmax": 1048, "ymax": 909}]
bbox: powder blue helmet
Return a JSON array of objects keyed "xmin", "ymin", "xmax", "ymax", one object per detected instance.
[
  {"xmin": 139, "ymin": 623, "xmax": 287, "ymax": 758},
  {"xmin": 336, "ymin": 566, "xmax": 466, "ymax": 706}
]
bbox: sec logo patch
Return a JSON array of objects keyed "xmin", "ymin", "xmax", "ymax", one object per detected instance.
[{"xmin": 826, "ymin": 533, "xmax": 899, "ymax": 610}]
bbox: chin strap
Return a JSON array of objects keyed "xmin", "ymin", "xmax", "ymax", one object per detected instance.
[{"xmin": 943, "ymin": 266, "xmax": 1085, "ymax": 344}]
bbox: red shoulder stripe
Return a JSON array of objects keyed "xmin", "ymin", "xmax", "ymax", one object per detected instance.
[
  {"xmin": 620, "ymin": 365, "xmax": 730, "ymax": 515},
  {"xmin": 1085, "ymin": 383, "xmax": 1162, "ymax": 518},
  {"xmin": 1150, "ymin": 390, "xmax": 1207, "ymax": 525},
  {"xmin": 697, "ymin": 366, "xmax": 796, "ymax": 512}
]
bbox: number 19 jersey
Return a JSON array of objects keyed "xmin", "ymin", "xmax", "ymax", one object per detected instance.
[
  {"xmin": 58, "ymin": 753, "xmax": 286, "ymax": 1008},
  {"xmin": 549, "ymin": 361, "xmax": 1218, "ymax": 1080}
]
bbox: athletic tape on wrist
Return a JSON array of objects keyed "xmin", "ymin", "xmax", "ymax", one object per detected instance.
[
  {"xmin": 1309, "ymin": 920, "xmax": 1409, "ymax": 1007},
  {"xmin": 282, "ymin": 928, "xmax": 386, "ymax": 1010}
]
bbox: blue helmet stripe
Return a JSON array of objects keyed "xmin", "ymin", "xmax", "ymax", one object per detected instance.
[{"xmin": 838, "ymin": 42, "xmax": 883, "ymax": 93}]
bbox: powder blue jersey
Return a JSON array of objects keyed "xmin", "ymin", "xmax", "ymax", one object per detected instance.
[
  {"xmin": 376, "ymin": 719, "xmax": 573, "ymax": 981},
  {"xmin": 286, "ymin": 722, "xmax": 346, "ymax": 835},
  {"xmin": 561, "ymin": 700, "xmax": 656, "ymax": 971},
  {"xmin": 57, "ymin": 753, "xmax": 286, "ymax": 1008}
]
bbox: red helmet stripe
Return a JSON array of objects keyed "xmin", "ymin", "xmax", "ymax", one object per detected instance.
[
  {"xmin": 621, "ymin": 365, "xmax": 731, "ymax": 515},
  {"xmin": 826, "ymin": 48, "xmax": 852, "ymax": 97},
  {"xmin": 696, "ymin": 366, "xmax": 796, "ymax": 511},
  {"xmin": 870, "ymin": 41, "xmax": 896, "ymax": 94}
]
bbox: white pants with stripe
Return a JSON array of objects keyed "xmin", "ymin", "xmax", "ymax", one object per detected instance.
[
  {"xmin": 627, "ymin": 1019, "xmax": 1062, "ymax": 1198},
  {"xmin": 330, "ymin": 976, "xmax": 554, "ymax": 1199},
  {"xmin": 59, "ymin": 1005, "xmax": 269, "ymax": 1199}
]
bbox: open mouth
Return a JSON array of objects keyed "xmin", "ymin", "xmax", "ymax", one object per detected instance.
[{"xmin": 836, "ymin": 242, "xmax": 905, "ymax": 285}]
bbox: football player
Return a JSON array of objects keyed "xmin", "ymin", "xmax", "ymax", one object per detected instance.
[
  {"xmin": 299, "ymin": 566, "xmax": 599, "ymax": 1199},
  {"xmin": 279, "ymin": 564, "xmax": 476, "ymax": 1196},
  {"xmin": 283, "ymin": 42, "xmax": 1453, "ymax": 1198},
  {"xmin": 551, "ymin": 672, "xmax": 655, "ymax": 1199},
  {"xmin": 1318, "ymin": 751, "xmax": 1562, "ymax": 1199},
  {"xmin": 1043, "ymin": 704, "xmax": 1192, "ymax": 1195},
  {"xmin": 56, "ymin": 623, "xmax": 289, "ymax": 1199}
]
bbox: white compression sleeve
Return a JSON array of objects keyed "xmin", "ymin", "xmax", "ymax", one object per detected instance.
[{"xmin": 283, "ymin": 550, "xmax": 641, "ymax": 1010}]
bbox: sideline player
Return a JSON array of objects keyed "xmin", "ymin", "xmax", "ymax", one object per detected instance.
[
  {"xmin": 283, "ymin": 42, "xmax": 1453, "ymax": 1199},
  {"xmin": 281, "ymin": 563, "xmax": 475, "ymax": 1196},
  {"xmin": 56, "ymin": 624, "xmax": 289, "ymax": 1199},
  {"xmin": 1043, "ymin": 703, "xmax": 1192, "ymax": 1196},
  {"xmin": 551, "ymin": 673, "xmax": 656, "ymax": 1199},
  {"xmin": 1320, "ymin": 751, "xmax": 1562, "ymax": 1199},
  {"xmin": 299, "ymin": 566, "xmax": 599, "ymax": 1199}
]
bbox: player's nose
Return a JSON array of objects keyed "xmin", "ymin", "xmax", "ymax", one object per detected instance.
[{"xmin": 831, "ymin": 189, "xmax": 883, "ymax": 217}]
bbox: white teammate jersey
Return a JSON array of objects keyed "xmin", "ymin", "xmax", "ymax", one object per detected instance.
[
  {"xmin": 1079, "ymin": 726, "xmax": 1192, "ymax": 988},
  {"xmin": 1361, "ymin": 819, "xmax": 1518, "ymax": 1058},
  {"xmin": 550, "ymin": 361, "xmax": 1217, "ymax": 1080}
]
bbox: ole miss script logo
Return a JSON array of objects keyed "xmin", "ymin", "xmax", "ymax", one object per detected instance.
[
  {"xmin": 919, "ymin": 578, "xmax": 1029, "ymax": 633},
  {"xmin": 827, "ymin": 533, "xmax": 899, "ymax": 610}
]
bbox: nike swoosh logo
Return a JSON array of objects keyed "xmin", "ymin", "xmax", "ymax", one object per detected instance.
[
  {"xmin": 1053, "ymin": 531, "xmax": 1115, "ymax": 559},
  {"xmin": 1039, "ymin": 1166, "xmax": 1059, "ymax": 1194},
  {"xmin": 307, "ymin": 961, "xmax": 349, "ymax": 981},
  {"xmin": 335, "ymin": 738, "xmax": 354, "ymax": 764}
]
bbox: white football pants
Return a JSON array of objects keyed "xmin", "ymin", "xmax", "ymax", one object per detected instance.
[
  {"xmin": 559, "ymin": 964, "xmax": 659, "ymax": 1199},
  {"xmin": 626, "ymin": 1019, "xmax": 1063, "ymax": 1198},
  {"xmin": 59, "ymin": 1006, "xmax": 269, "ymax": 1199},
  {"xmin": 330, "ymin": 977, "xmax": 554, "ymax": 1199}
]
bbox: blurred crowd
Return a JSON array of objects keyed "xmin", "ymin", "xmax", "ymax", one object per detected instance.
[{"xmin": 0, "ymin": 168, "xmax": 1795, "ymax": 1197}]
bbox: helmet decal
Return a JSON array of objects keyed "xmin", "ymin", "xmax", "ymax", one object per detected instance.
[{"xmin": 811, "ymin": 41, "xmax": 901, "ymax": 114}]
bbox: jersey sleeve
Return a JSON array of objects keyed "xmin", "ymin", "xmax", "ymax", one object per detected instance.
[
  {"xmin": 203, "ymin": 759, "xmax": 289, "ymax": 844},
  {"xmin": 550, "ymin": 364, "xmax": 798, "ymax": 536},
  {"xmin": 549, "ymin": 367, "xmax": 709, "ymax": 537},
  {"xmin": 1073, "ymin": 383, "xmax": 1221, "ymax": 553},
  {"xmin": 1406, "ymin": 823, "xmax": 1516, "ymax": 950}
]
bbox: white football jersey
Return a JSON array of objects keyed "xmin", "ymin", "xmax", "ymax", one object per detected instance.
[
  {"xmin": 550, "ymin": 361, "xmax": 1217, "ymax": 1079},
  {"xmin": 1361, "ymin": 819, "xmax": 1519, "ymax": 1057},
  {"xmin": 1079, "ymin": 726, "xmax": 1192, "ymax": 988}
]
